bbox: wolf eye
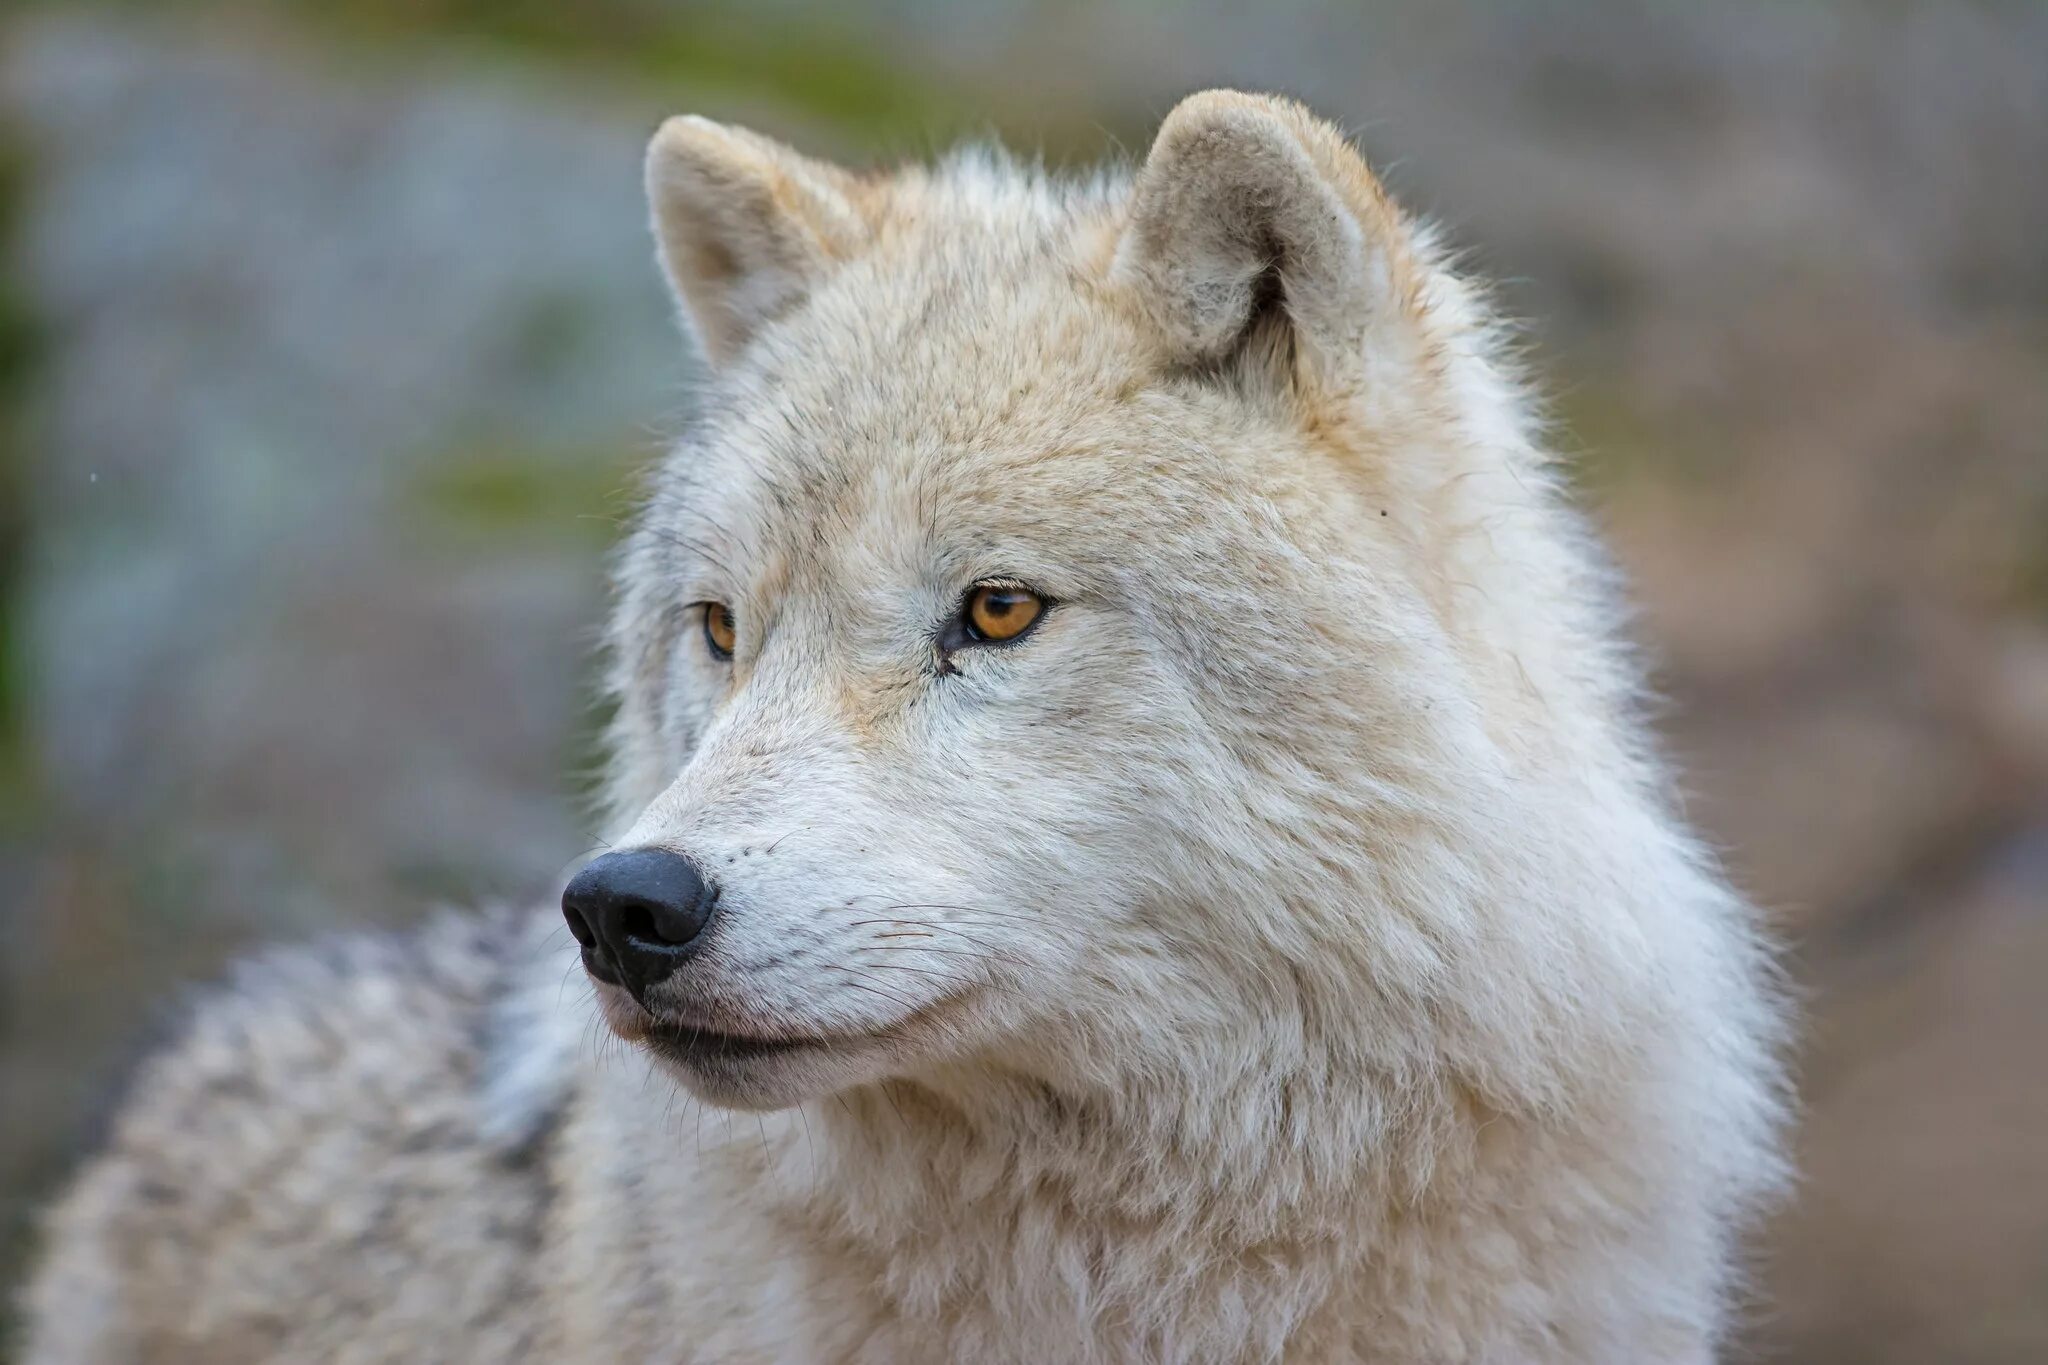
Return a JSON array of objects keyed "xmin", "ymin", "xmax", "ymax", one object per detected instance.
[
  {"xmin": 702, "ymin": 603, "xmax": 737, "ymax": 660},
  {"xmin": 963, "ymin": 584, "xmax": 1045, "ymax": 644}
]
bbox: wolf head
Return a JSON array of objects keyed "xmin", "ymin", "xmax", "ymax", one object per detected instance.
[{"xmin": 576, "ymin": 92, "xmax": 1665, "ymax": 1117}]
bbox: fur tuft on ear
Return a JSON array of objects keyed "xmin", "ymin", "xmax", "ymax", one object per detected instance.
[
  {"xmin": 1112, "ymin": 91, "xmax": 1417, "ymax": 378},
  {"xmin": 644, "ymin": 116, "xmax": 871, "ymax": 366}
]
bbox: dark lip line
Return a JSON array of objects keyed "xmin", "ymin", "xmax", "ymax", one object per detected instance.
[
  {"xmin": 641, "ymin": 1021, "xmax": 849, "ymax": 1061},
  {"xmin": 636, "ymin": 989, "xmax": 975, "ymax": 1064}
]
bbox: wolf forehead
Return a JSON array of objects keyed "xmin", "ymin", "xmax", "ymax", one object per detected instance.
[
  {"xmin": 670, "ymin": 177, "xmax": 1184, "ymax": 476},
  {"xmin": 640, "ymin": 166, "xmax": 1356, "ymax": 602}
]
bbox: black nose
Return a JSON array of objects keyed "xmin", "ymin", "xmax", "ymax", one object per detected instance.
[{"xmin": 561, "ymin": 848, "xmax": 719, "ymax": 997}]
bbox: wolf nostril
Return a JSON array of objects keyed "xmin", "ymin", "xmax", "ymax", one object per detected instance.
[
  {"xmin": 563, "ymin": 906, "xmax": 597, "ymax": 949},
  {"xmin": 619, "ymin": 902, "xmax": 657, "ymax": 944},
  {"xmin": 619, "ymin": 897, "xmax": 704, "ymax": 947}
]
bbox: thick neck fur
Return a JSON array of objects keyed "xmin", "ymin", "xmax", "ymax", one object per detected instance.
[{"xmin": 793, "ymin": 1070, "xmax": 1398, "ymax": 1357}]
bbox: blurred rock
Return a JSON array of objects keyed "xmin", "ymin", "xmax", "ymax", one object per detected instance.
[
  {"xmin": 1609, "ymin": 311, "xmax": 2048, "ymax": 931},
  {"xmin": 1764, "ymin": 814, "xmax": 2048, "ymax": 1365},
  {"xmin": 6, "ymin": 15, "xmax": 686, "ymax": 921}
]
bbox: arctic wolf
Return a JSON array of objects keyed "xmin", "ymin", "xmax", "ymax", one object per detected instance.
[{"xmin": 22, "ymin": 91, "xmax": 1787, "ymax": 1362}]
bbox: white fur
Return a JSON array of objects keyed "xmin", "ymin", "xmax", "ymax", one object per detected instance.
[
  {"xmin": 579, "ymin": 90, "xmax": 1790, "ymax": 1361},
  {"xmin": 23, "ymin": 91, "xmax": 1788, "ymax": 1364}
]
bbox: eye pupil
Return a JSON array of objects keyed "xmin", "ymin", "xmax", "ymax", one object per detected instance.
[
  {"xmin": 703, "ymin": 603, "xmax": 737, "ymax": 658},
  {"xmin": 965, "ymin": 584, "xmax": 1044, "ymax": 643}
]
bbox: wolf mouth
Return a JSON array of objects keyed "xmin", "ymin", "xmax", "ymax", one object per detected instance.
[
  {"xmin": 640, "ymin": 1022, "xmax": 827, "ymax": 1064},
  {"xmin": 631, "ymin": 988, "xmax": 976, "ymax": 1069}
]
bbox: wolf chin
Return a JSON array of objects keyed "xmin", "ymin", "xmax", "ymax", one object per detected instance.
[{"xmin": 22, "ymin": 92, "xmax": 1788, "ymax": 1363}]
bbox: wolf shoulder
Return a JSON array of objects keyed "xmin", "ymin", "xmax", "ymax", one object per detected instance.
[{"xmin": 18, "ymin": 908, "xmax": 571, "ymax": 1364}]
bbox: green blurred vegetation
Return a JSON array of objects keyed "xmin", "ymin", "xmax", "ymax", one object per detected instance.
[
  {"xmin": 0, "ymin": 127, "xmax": 44, "ymax": 829},
  {"xmin": 79, "ymin": 0, "xmax": 1126, "ymax": 157},
  {"xmin": 410, "ymin": 443, "xmax": 637, "ymax": 547},
  {"xmin": 1547, "ymin": 375, "xmax": 1724, "ymax": 495}
]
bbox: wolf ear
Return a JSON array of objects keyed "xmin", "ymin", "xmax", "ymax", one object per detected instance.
[
  {"xmin": 1112, "ymin": 91, "xmax": 1413, "ymax": 379},
  {"xmin": 644, "ymin": 116, "xmax": 870, "ymax": 366}
]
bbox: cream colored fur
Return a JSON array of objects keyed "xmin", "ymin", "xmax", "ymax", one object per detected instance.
[{"xmin": 21, "ymin": 92, "xmax": 1788, "ymax": 1363}]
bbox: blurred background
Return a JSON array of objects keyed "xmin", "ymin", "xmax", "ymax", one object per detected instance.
[{"xmin": 1, "ymin": 1, "xmax": 2044, "ymax": 1359}]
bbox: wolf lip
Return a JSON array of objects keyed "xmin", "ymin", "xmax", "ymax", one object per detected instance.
[{"xmin": 640, "ymin": 1022, "xmax": 823, "ymax": 1063}]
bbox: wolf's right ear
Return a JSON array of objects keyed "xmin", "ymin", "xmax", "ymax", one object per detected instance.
[
  {"xmin": 1111, "ymin": 91, "xmax": 1419, "ymax": 383},
  {"xmin": 645, "ymin": 117, "xmax": 870, "ymax": 366}
]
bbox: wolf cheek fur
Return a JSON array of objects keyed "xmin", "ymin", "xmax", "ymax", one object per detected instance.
[{"xmin": 23, "ymin": 91, "xmax": 1789, "ymax": 1363}]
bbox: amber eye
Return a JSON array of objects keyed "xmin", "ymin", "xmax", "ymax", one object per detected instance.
[
  {"xmin": 702, "ymin": 603, "xmax": 737, "ymax": 659},
  {"xmin": 963, "ymin": 584, "xmax": 1045, "ymax": 644}
]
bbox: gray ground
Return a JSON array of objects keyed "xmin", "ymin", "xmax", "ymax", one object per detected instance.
[{"xmin": 3, "ymin": 5, "xmax": 2046, "ymax": 1360}]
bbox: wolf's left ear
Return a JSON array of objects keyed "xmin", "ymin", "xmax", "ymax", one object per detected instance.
[
  {"xmin": 645, "ymin": 116, "xmax": 870, "ymax": 366},
  {"xmin": 1112, "ymin": 91, "xmax": 1417, "ymax": 379}
]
